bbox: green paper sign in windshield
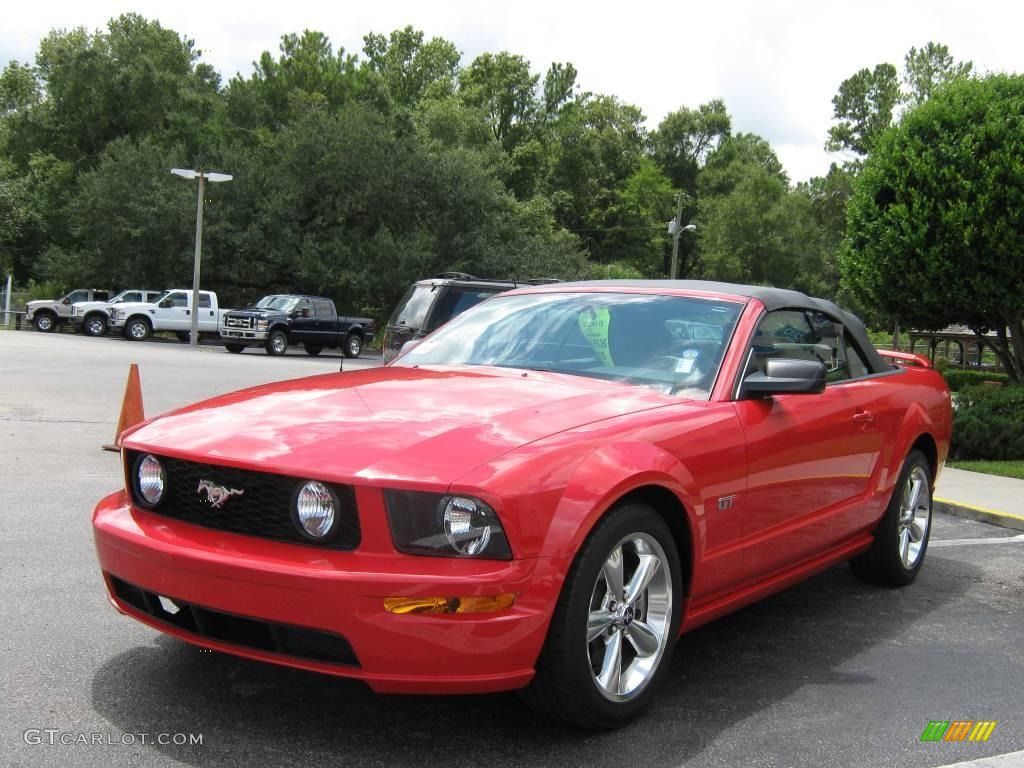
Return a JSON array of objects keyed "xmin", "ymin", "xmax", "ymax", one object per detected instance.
[{"xmin": 578, "ymin": 307, "xmax": 614, "ymax": 366}]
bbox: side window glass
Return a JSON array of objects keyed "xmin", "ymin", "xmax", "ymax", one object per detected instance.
[
  {"xmin": 66, "ymin": 291, "xmax": 88, "ymax": 303},
  {"xmin": 123, "ymin": 292, "xmax": 140, "ymax": 303},
  {"xmin": 198, "ymin": 294, "xmax": 212, "ymax": 309},
  {"xmin": 315, "ymin": 300, "xmax": 334, "ymax": 319},
  {"xmin": 296, "ymin": 300, "xmax": 313, "ymax": 317},
  {"xmin": 747, "ymin": 310, "xmax": 851, "ymax": 383},
  {"xmin": 168, "ymin": 293, "xmax": 187, "ymax": 307},
  {"xmin": 845, "ymin": 332, "xmax": 871, "ymax": 378}
]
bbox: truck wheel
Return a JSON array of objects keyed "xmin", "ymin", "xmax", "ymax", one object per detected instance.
[
  {"xmin": 83, "ymin": 314, "xmax": 108, "ymax": 337},
  {"xmin": 175, "ymin": 332, "xmax": 190, "ymax": 343},
  {"xmin": 304, "ymin": 345, "xmax": 322, "ymax": 356},
  {"xmin": 124, "ymin": 317, "xmax": 152, "ymax": 341},
  {"xmin": 343, "ymin": 333, "xmax": 363, "ymax": 358},
  {"xmin": 521, "ymin": 502, "xmax": 682, "ymax": 729},
  {"xmin": 225, "ymin": 344, "xmax": 245, "ymax": 354},
  {"xmin": 34, "ymin": 312, "xmax": 57, "ymax": 332},
  {"xmin": 850, "ymin": 450, "xmax": 933, "ymax": 586},
  {"xmin": 265, "ymin": 330, "xmax": 288, "ymax": 356}
]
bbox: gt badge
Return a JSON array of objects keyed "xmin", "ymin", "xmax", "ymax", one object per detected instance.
[{"xmin": 197, "ymin": 479, "xmax": 244, "ymax": 509}]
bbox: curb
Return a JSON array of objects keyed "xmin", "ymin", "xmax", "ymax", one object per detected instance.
[{"xmin": 934, "ymin": 498, "xmax": 1024, "ymax": 533}]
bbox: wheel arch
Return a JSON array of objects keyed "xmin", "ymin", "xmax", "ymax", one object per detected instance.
[
  {"xmin": 125, "ymin": 313, "xmax": 152, "ymax": 328},
  {"xmin": 540, "ymin": 442, "xmax": 702, "ymax": 599},
  {"xmin": 613, "ymin": 484, "xmax": 694, "ymax": 601}
]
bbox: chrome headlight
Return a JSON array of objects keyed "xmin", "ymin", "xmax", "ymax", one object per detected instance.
[
  {"xmin": 293, "ymin": 481, "xmax": 339, "ymax": 540},
  {"xmin": 134, "ymin": 454, "xmax": 165, "ymax": 507},
  {"xmin": 384, "ymin": 491, "xmax": 511, "ymax": 559},
  {"xmin": 114, "ymin": 309, "xmax": 125, "ymax": 320},
  {"xmin": 256, "ymin": 319, "xmax": 269, "ymax": 330}
]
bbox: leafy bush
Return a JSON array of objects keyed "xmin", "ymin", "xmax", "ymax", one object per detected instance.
[
  {"xmin": 951, "ymin": 385, "xmax": 1024, "ymax": 460},
  {"xmin": 943, "ymin": 369, "xmax": 1009, "ymax": 392}
]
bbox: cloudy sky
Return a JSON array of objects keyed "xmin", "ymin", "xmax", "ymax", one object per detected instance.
[{"xmin": 3, "ymin": 0, "xmax": 1022, "ymax": 182}]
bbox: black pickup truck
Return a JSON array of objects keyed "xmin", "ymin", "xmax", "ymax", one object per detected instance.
[{"xmin": 219, "ymin": 295, "xmax": 376, "ymax": 357}]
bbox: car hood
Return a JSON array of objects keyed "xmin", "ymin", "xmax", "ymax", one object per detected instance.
[{"xmin": 123, "ymin": 366, "xmax": 677, "ymax": 487}]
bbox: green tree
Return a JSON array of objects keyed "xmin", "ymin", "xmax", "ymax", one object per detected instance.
[
  {"xmin": 826, "ymin": 63, "xmax": 900, "ymax": 157},
  {"xmin": 458, "ymin": 52, "xmax": 538, "ymax": 148},
  {"xmin": 903, "ymin": 42, "xmax": 973, "ymax": 106},
  {"xmin": 360, "ymin": 26, "xmax": 460, "ymax": 125},
  {"xmin": 650, "ymin": 99, "xmax": 731, "ymax": 195},
  {"xmin": 225, "ymin": 30, "xmax": 357, "ymax": 133},
  {"xmin": 842, "ymin": 74, "xmax": 1024, "ymax": 382}
]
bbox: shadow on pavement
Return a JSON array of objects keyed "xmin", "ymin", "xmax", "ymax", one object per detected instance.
[{"xmin": 90, "ymin": 558, "xmax": 973, "ymax": 768}]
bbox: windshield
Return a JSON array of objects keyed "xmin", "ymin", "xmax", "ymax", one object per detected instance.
[
  {"xmin": 256, "ymin": 295, "xmax": 299, "ymax": 311},
  {"xmin": 395, "ymin": 292, "xmax": 742, "ymax": 399},
  {"xmin": 388, "ymin": 284, "xmax": 436, "ymax": 329}
]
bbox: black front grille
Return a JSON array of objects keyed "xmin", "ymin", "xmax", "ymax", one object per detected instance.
[
  {"xmin": 125, "ymin": 451, "xmax": 360, "ymax": 550},
  {"xmin": 108, "ymin": 575, "xmax": 359, "ymax": 666}
]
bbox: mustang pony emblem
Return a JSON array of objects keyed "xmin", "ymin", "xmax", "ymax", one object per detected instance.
[{"xmin": 197, "ymin": 479, "xmax": 244, "ymax": 509}]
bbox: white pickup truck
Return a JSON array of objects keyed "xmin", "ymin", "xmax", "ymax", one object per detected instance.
[
  {"xmin": 71, "ymin": 289, "xmax": 163, "ymax": 337},
  {"xmin": 108, "ymin": 289, "xmax": 232, "ymax": 341}
]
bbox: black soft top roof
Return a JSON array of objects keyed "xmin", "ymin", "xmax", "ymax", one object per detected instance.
[{"xmin": 529, "ymin": 279, "xmax": 889, "ymax": 374}]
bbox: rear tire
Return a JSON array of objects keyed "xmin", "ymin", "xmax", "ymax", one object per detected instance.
[
  {"xmin": 265, "ymin": 329, "xmax": 288, "ymax": 356},
  {"xmin": 343, "ymin": 333, "xmax": 363, "ymax": 358},
  {"xmin": 225, "ymin": 344, "xmax": 245, "ymax": 354},
  {"xmin": 521, "ymin": 502, "xmax": 682, "ymax": 729},
  {"xmin": 304, "ymin": 345, "xmax": 322, "ymax": 356},
  {"xmin": 850, "ymin": 449, "xmax": 932, "ymax": 586}
]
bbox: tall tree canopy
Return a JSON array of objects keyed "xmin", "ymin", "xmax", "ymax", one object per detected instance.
[{"xmin": 842, "ymin": 74, "xmax": 1024, "ymax": 381}]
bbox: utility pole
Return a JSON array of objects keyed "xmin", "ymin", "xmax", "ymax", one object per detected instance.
[
  {"xmin": 171, "ymin": 168, "xmax": 233, "ymax": 346},
  {"xmin": 668, "ymin": 192, "xmax": 696, "ymax": 279}
]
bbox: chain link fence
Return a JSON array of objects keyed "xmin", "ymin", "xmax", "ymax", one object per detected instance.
[{"xmin": 1, "ymin": 284, "xmax": 31, "ymax": 329}]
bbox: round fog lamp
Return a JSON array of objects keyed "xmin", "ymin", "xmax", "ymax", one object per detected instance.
[
  {"xmin": 294, "ymin": 481, "xmax": 337, "ymax": 540},
  {"xmin": 443, "ymin": 496, "xmax": 492, "ymax": 556},
  {"xmin": 136, "ymin": 454, "xmax": 165, "ymax": 506}
]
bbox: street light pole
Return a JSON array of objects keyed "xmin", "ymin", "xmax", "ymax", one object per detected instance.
[
  {"xmin": 171, "ymin": 168, "xmax": 233, "ymax": 346},
  {"xmin": 190, "ymin": 172, "xmax": 205, "ymax": 347},
  {"xmin": 668, "ymin": 192, "xmax": 697, "ymax": 279}
]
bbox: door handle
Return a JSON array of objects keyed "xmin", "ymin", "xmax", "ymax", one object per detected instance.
[{"xmin": 853, "ymin": 410, "xmax": 874, "ymax": 423}]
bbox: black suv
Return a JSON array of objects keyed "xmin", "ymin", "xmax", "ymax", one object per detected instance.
[{"xmin": 382, "ymin": 273, "xmax": 559, "ymax": 362}]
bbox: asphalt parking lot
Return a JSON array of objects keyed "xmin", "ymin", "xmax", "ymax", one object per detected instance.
[{"xmin": 1, "ymin": 330, "xmax": 1022, "ymax": 768}]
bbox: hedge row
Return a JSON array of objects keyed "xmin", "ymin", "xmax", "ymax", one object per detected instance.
[
  {"xmin": 951, "ymin": 385, "xmax": 1024, "ymax": 461},
  {"xmin": 942, "ymin": 369, "xmax": 1009, "ymax": 392}
]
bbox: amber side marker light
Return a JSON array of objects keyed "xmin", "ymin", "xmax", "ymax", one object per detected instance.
[{"xmin": 384, "ymin": 594, "xmax": 516, "ymax": 615}]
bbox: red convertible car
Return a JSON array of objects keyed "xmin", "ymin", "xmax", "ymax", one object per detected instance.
[{"xmin": 93, "ymin": 280, "xmax": 952, "ymax": 728}]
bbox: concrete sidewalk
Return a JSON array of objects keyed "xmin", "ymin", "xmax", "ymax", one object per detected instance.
[{"xmin": 935, "ymin": 466, "xmax": 1024, "ymax": 532}]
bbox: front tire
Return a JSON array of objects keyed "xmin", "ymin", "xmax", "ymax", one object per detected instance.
[
  {"xmin": 124, "ymin": 317, "xmax": 151, "ymax": 341},
  {"xmin": 521, "ymin": 502, "xmax": 682, "ymax": 729},
  {"xmin": 225, "ymin": 343, "xmax": 245, "ymax": 354},
  {"xmin": 83, "ymin": 314, "xmax": 108, "ymax": 337},
  {"xmin": 850, "ymin": 450, "xmax": 932, "ymax": 586},
  {"xmin": 34, "ymin": 312, "xmax": 57, "ymax": 332},
  {"xmin": 265, "ymin": 329, "xmax": 288, "ymax": 356},
  {"xmin": 343, "ymin": 333, "xmax": 363, "ymax": 358}
]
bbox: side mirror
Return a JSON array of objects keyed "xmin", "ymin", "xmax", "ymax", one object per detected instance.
[
  {"xmin": 301, "ymin": 308, "xmax": 310, "ymax": 318},
  {"xmin": 159, "ymin": 299, "xmax": 173, "ymax": 308},
  {"xmin": 741, "ymin": 358, "xmax": 826, "ymax": 398},
  {"xmin": 62, "ymin": 298, "xmax": 71, "ymax": 305}
]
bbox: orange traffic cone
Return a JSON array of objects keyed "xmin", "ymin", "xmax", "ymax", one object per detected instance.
[{"xmin": 102, "ymin": 363, "xmax": 145, "ymax": 452}]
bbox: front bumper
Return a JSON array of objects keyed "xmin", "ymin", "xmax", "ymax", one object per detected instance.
[
  {"xmin": 219, "ymin": 329, "xmax": 268, "ymax": 342},
  {"xmin": 93, "ymin": 490, "xmax": 564, "ymax": 693}
]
